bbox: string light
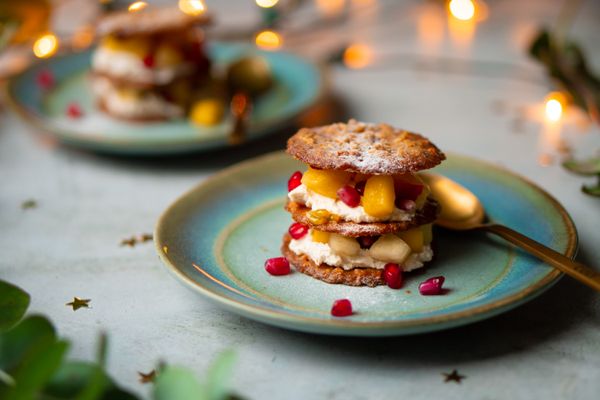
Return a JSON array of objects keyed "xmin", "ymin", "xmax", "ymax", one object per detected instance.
[
  {"xmin": 448, "ymin": 0, "xmax": 475, "ymax": 21},
  {"xmin": 33, "ymin": 33, "xmax": 58, "ymax": 58},
  {"xmin": 343, "ymin": 44, "xmax": 373, "ymax": 69},
  {"xmin": 128, "ymin": 1, "xmax": 147, "ymax": 12},
  {"xmin": 545, "ymin": 92, "xmax": 566, "ymax": 122},
  {"xmin": 255, "ymin": 30, "xmax": 282, "ymax": 50},
  {"xmin": 256, "ymin": 0, "xmax": 279, "ymax": 8},
  {"xmin": 179, "ymin": 0, "xmax": 206, "ymax": 16}
]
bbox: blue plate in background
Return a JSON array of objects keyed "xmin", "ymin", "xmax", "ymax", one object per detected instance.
[{"xmin": 6, "ymin": 43, "xmax": 323, "ymax": 155}]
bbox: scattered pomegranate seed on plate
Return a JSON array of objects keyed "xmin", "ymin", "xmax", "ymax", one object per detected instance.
[
  {"xmin": 264, "ymin": 257, "xmax": 290, "ymax": 276},
  {"xmin": 288, "ymin": 222, "xmax": 309, "ymax": 240},
  {"xmin": 36, "ymin": 69, "xmax": 55, "ymax": 90},
  {"xmin": 383, "ymin": 263, "xmax": 403, "ymax": 289},
  {"xmin": 337, "ymin": 185, "xmax": 361, "ymax": 207},
  {"xmin": 419, "ymin": 276, "xmax": 445, "ymax": 295},
  {"xmin": 288, "ymin": 171, "xmax": 302, "ymax": 192},
  {"xmin": 331, "ymin": 299, "xmax": 353, "ymax": 317},
  {"xmin": 66, "ymin": 102, "xmax": 83, "ymax": 119}
]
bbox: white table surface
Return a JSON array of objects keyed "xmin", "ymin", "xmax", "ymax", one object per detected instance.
[{"xmin": 1, "ymin": 0, "xmax": 600, "ymax": 398}]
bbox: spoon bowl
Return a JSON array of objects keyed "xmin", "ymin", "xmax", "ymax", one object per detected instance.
[{"xmin": 421, "ymin": 172, "xmax": 600, "ymax": 292}]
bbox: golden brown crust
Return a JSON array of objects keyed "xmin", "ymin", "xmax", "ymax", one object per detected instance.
[
  {"xmin": 97, "ymin": 7, "xmax": 211, "ymax": 38},
  {"xmin": 282, "ymin": 233, "xmax": 385, "ymax": 287},
  {"xmin": 285, "ymin": 198, "xmax": 439, "ymax": 237},
  {"xmin": 286, "ymin": 119, "xmax": 445, "ymax": 174}
]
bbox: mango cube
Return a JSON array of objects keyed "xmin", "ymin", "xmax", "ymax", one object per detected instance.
[
  {"xmin": 311, "ymin": 229, "xmax": 330, "ymax": 244},
  {"xmin": 190, "ymin": 99, "xmax": 225, "ymax": 126},
  {"xmin": 301, "ymin": 167, "xmax": 350, "ymax": 199},
  {"xmin": 396, "ymin": 228, "xmax": 424, "ymax": 252},
  {"xmin": 155, "ymin": 43, "xmax": 183, "ymax": 67},
  {"xmin": 102, "ymin": 35, "xmax": 149, "ymax": 58},
  {"xmin": 362, "ymin": 175, "xmax": 396, "ymax": 218}
]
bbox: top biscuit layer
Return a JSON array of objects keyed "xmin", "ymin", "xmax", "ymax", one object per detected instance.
[
  {"xmin": 97, "ymin": 7, "xmax": 211, "ymax": 38},
  {"xmin": 287, "ymin": 120, "xmax": 445, "ymax": 174}
]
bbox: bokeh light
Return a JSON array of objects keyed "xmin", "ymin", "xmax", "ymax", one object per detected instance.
[
  {"xmin": 343, "ymin": 44, "xmax": 373, "ymax": 69},
  {"xmin": 179, "ymin": 0, "xmax": 206, "ymax": 16},
  {"xmin": 33, "ymin": 33, "xmax": 58, "ymax": 58},
  {"xmin": 128, "ymin": 1, "xmax": 148, "ymax": 12},
  {"xmin": 256, "ymin": 0, "xmax": 279, "ymax": 8},
  {"xmin": 255, "ymin": 30, "xmax": 282, "ymax": 50},
  {"xmin": 545, "ymin": 92, "xmax": 566, "ymax": 122},
  {"xmin": 448, "ymin": 0, "xmax": 475, "ymax": 21}
]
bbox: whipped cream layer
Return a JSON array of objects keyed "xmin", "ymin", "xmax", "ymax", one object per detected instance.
[
  {"xmin": 92, "ymin": 47, "xmax": 193, "ymax": 85},
  {"xmin": 91, "ymin": 76, "xmax": 183, "ymax": 119},
  {"xmin": 288, "ymin": 184, "xmax": 414, "ymax": 223},
  {"xmin": 289, "ymin": 231, "xmax": 433, "ymax": 271}
]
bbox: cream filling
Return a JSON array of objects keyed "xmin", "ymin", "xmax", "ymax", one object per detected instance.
[
  {"xmin": 91, "ymin": 76, "xmax": 183, "ymax": 119},
  {"xmin": 288, "ymin": 184, "xmax": 414, "ymax": 223},
  {"xmin": 289, "ymin": 233, "xmax": 433, "ymax": 271},
  {"xmin": 91, "ymin": 47, "xmax": 193, "ymax": 85}
]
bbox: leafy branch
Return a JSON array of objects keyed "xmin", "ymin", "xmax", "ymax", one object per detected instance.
[{"xmin": 0, "ymin": 280, "xmax": 243, "ymax": 400}]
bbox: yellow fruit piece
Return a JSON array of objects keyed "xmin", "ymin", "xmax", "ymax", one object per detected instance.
[
  {"xmin": 101, "ymin": 35, "xmax": 149, "ymax": 58},
  {"xmin": 155, "ymin": 43, "xmax": 183, "ymax": 67},
  {"xmin": 368, "ymin": 234, "xmax": 411, "ymax": 263},
  {"xmin": 396, "ymin": 228, "xmax": 424, "ymax": 252},
  {"xmin": 189, "ymin": 99, "xmax": 225, "ymax": 126},
  {"xmin": 301, "ymin": 167, "xmax": 350, "ymax": 199},
  {"xmin": 311, "ymin": 229, "xmax": 330, "ymax": 243},
  {"xmin": 307, "ymin": 209, "xmax": 331, "ymax": 225},
  {"xmin": 422, "ymin": 223, "xmax": 433, "ymax": 245},
  {"xmin": 328, "ymin": 234, "xmax": 360, "ymax": 256},
  {"xmin": 117, "ymin": 88, "xmax": 140, "ymax": 101},
  {"xmin": 362, "ymin": 175, "xmax": 396, "ymax": 218},
  {"xmin": 415, "ymin": 183, "xmax": 430, "ymax": 209}
]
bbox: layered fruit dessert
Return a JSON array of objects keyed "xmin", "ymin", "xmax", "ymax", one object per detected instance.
[
  {"xmin": 90, "ymin": 7, "xmax": 211, "ymax": 121},
  {"xmin": 282, "ymin": 120, "xmax": 445, "ymax": 287}
]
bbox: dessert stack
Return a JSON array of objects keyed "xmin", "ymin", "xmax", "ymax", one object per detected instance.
[
  {"xmin": 282, "ymin": 120, "xmax": 445, "ymax": 287},
  {"xmin": 90, "ymin": 7, "xmax": 211, "ymax": 121}
]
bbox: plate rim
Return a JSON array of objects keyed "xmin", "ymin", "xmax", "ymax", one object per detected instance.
[
  {"xmin": 154, "ymin": 151, "xmax": 578, "ymax": 334},
  {"xmin": 4, "ymin": 46, "xmax": 326, "ymax": 155}
]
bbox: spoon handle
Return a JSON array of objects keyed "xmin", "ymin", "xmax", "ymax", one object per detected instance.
[{"xmin": 484, "ymin": 224, "xmax": 600, "ymax": 292}]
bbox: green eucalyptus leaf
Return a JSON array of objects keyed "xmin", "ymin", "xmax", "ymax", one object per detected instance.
[
  {"xmin": 153, "ymin": 366, "xmax": 207, "ymax": 400},
  {"xmin": 0, "ymin": 315, "xmax": 56, "ymax": 371},
  {"xmin": 42, "ymin": 361, "xmax": 138, "ymax": 400},
  {"xmin": 0, "ymin": 280, "xmax": 30, "ymax": 332},
  {"xmin": 206, "ymin": 350, "xmax": 236, "ymax": 400},
  {"xmin": 563, "ymin": 157, "xmax": 600, "ymax": 176},
  {"xmin": 582, "ymin": 181, "xmax": 600, "ymax": 197}
]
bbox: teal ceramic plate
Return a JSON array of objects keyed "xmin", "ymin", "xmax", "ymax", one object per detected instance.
[
  {"xmin": 6, "ymin": 44, "xmax": 322, "ymax": 155},
  {"xmin": 155, "ymin": 152, "xmax": 577, "ymax": 336}
]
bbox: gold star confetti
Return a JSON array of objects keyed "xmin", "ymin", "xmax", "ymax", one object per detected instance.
[
  {"xmin": 121, "ymin": 233, "xmax": 153, "ymax": 247},
  {"xmin": 443, "ymin": 369, "xmax": 466, "ymax": 384},
  {"xmin": 120, "ymin": 237, "xmax": 137, "ymax": 247},
  {"xmin": 139, "ymin": 233, "xmax": 153, "ymax": 243},
  {"xmin": 138, "ymin": 370, "xmax": 156, "ymax": 384},
  {"xmin": 66, "ymin": 297, "xmax": 91, "ymax": 311},
  {"xmin": 21, "ymin": 199, "xmax": 37, "ymax": 209}
]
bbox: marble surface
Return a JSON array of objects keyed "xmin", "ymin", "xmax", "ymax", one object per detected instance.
[{"xmin": 1, "ymin": 0, "xmax": 599, "ymax": 398}]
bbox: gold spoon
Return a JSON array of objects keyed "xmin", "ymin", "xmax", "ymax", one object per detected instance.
[{"xmin": 420, "ymin": 173, "xmax": 600, "ymax": 292}]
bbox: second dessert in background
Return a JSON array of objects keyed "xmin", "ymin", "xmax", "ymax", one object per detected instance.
[
  {"xmin": 282, "ymin": 119, "xmax": 445, "ymax": 287},
  {"xmin": 91, "ymin": 7, "xmax": 211, "ymax": 121}
]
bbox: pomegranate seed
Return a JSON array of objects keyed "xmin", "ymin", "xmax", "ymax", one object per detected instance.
[
  {"xmin": 396, "ymin": 199, "xmax": 416, "ymax": 211},
  {"xmin": 331, "ymin": 299, "xmax": 353, "ymax": 317},
  {"xmin": 394, "ymin": 179, "xmax": 424, "ymax": 201},
  {"xmin": 383, "ymin": 263, "xmax": 403, "ymax": 289},
  {"xmin": 354, "ymin": 180, "xmax": 366, "ymax": 196},
  {"xmin": 419, "ymin": 276, "xmax": 445, "ymax": 295},
  {"xmin": 337, "ymin": 185, "xmax": 361, "ymax": 208},
  {"xmin": 264, "ymin": 257, "xmax": 290, "ymax": 276},
  {"xmin": 288, "ymin": 171, "xmax": 302, "ymax": 192},
  {"xmin": 288, "ymin": 222, "xmax": 309, "ymax": 240},
  {"xmin": 66, "ymin": 102, "xmax": 83, "ymax": 119},
  {"xmin": 36, "ymin": 69, "xmax": 54, "ymax": 90},
  {"xmin": 143, "ymin": 54, "xmax": 155, "ymax": 68},
  {"xmin": 357, "ymin": 236, "xmax": 379, "ymax": 249}
]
